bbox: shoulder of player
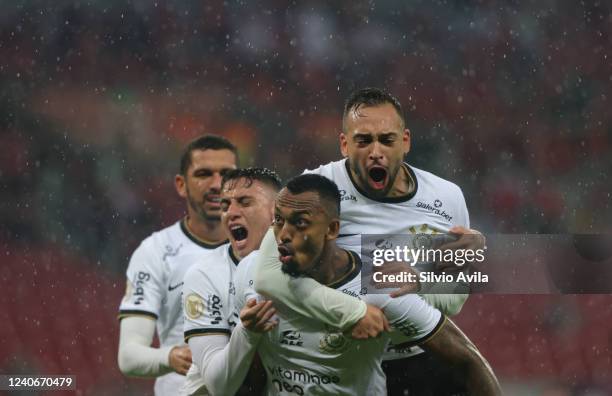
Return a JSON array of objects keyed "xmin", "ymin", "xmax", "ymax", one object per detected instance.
[
  {"xmin": 135, "ymin": 220, "xmax": 183, "ymax": 253},
  {"xmin": 190, "ymin": 244, "xmax": 231, "ymax": 273},
  {"xmin": 183, "ymin": 246, "xmax": 230, "ymax": 288},
  {"xmin": 409, "ymin": 164, "xmax": 464, "ymax": 197},
  {"xmin": 302, "ymin": 159, "xmax": 345, "ymax": 178}
]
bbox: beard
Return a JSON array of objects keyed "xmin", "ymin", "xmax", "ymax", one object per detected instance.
[
  {"xmin": 281, "ymin": 260, "xmax": 302, "ymax": 278},
  {"xmin": 280, "ymin": 239, "xmax": 326, "ymax": 279},
  {"xmin": 186, "ymin": 185, "xmax": 221, "ymax": 222},
  {"xmin": 348, "ymin": 158, "xmax": 401, "ymax": 197}
]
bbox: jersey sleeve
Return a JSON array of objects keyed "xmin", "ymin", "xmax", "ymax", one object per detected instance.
[
  {"xmin": 364, "ymin": 293, "xmax": 445, "ymax": 346},
  {"xmin": 253, "ymin": 228, "xmax": 366, "ymax": 330},
  {"xmin": 452, "ymin": 183, "xmax": 470, "ymax": 228},
  {"xmin": 183, "ymin": 264, "xmax": 232, "ymax": 342},
  {"xmin": 118, "ymin": 238, "xmax": 165, "ymax": 320}
]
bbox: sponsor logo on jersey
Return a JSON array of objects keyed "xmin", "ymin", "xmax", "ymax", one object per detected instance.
[
  {"xmin": 339, "ymin": 189, "xmax": 357, "ymax": 202},
  {"xmin": 207, "ymin": 294, "xmax": 223, "ymax": 325},
  {"xmin": 267, "ymin": 365, "xmax": 340, "ymax": 395},
  {"xmin": 185, "ymin": 293, "xmax": 205, "ymax": 319},
  {"xmin": 280, "ymin": 330, "xmax": 304, "ymax": 347},
  {"xmin": 416, "ymin": 201, "xmax": 453, "ymax": 222},
  {"xmin": 393, "ymin": 320, "xmax": 421, "ymax": 338},
  {"xmin": 319, "ymin": 326, "xmax": 350, "ymax": 353},
  {"xmin": 228, "ymin": 282, "xmax": 236, "ymax": 296},
  {"xmin": 133, "ymin": 271, "xmax": 150, "ymax": 305},
  {"xmin": 168, "ymin": 281, "xmax": 183, "ymax": 291},
  {"xmin": 341, "ymin": 288, "xmax": 360, "ymax": 298}
]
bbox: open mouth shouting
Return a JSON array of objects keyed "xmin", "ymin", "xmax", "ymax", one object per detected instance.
[
  {"xmin": 229, "ymin": 224, "xmax": 249, "ymax": 249},
  {"xmin": 367, "ymin": 165, "xmax": 388, "ymax": 190}
]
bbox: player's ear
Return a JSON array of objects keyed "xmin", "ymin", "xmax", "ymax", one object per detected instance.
[
  {"xmin": 403, "ymin": 128, "xmax": 411, "ymax": 155},
  {"xmin": 326, "ymin": 219, "xmax": 340, "ymax": 241},
  {"xmin": 339, "ymin": 133, "xmax": 349, "ymax": 158},
  {"xmin": 175, "ymin": 174, "xmax": 187, "ymax": 198}
]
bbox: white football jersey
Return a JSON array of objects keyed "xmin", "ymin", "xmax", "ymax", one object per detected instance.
[
  {"xmin": 234, "ymin": 250, "xmax": 444, "ymax": 396},
  {"xmin": 181, "ymin": 243, "xmax": 240, "ymax": 395},
  {"xmin": 305, "ymin": 159, "xmax": 469, "ymax": 361},
  {"xmin": 304, "ymin": 159, "xmax": 470, "ymax": 251},
  {"xmin": 118, "ymin": 219, "xmax": 227, "ymax": 394}
]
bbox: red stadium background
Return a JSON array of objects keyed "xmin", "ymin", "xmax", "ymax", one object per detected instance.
[{"xmin": 1, "ymin": 1, "xmax": 611, "ymax": 395}]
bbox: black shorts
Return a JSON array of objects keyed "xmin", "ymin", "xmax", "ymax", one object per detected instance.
[{"xmin": 382, "ymin": 352, "xmax": 468, "ymax": 396}]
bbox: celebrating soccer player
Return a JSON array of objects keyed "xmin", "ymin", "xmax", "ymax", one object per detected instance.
[
  {"xmin": 235, "ymin": 174, "xmax": 501, "ymax": 395},
  {"xmin": 117, "ymin": 135, "xmax": 237, "ymax": 395},
  {"xmin": 179, "ymin": 168, "xmax": 282, "ymax": 395},
  {"xmin": 254, "ymin": 87, "xmax": 486, "ymax": 394}
]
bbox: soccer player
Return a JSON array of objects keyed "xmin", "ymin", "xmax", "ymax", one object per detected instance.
[
  {"xmin": 180, "ymin": 167, "xmax": 282, "ymax": 395},
  {"xmin": 181, "ymin": 168, "xmax": 389, "ymax": 395},
  {"xmin": 234, "ymin": 174, "xmax": 501, "ymax": 395},
  {"xmin": 117, "ymin": 135, "xmax": 237, "ymax": 395},
  {"xmin": 254, "ymin": 87, "xmax": 486, "ymax": 394}
]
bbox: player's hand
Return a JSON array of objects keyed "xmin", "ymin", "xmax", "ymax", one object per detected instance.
[
  {"xmin": 436, "ymin": 226, "xmax": 486, "ymax": 271},
  {"xmin": 372, "ymin": 261, "xmax": 421, "ymax": 298},
  {"xmin": 240, "ymin": 299, "xmax": 278, "ymax": 333},
  {"xmin": 350, "ymin": 304, "xmax": 390, "ymax": 340},
  {"xmin": 169, "ymin": 345, "xmax": 192, "ymax": 375}
]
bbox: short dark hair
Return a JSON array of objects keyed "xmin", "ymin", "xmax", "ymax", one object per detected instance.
[
  {"xmin": 342, "ymin": 87, "xmax": 405, "ymax": 131},
  {"xmin": 222, "ymin": 167, "xmax": 282, "ymax": 192},
  {"xmin": 285, "ymin": 174, "xmax": 341, "ymax": 217},
  {"xmin": 179, "ymin": 135, "xmax": 238, "ymax": 175}
]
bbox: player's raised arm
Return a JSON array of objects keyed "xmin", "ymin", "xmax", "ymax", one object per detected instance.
[{"xmin": 254, "ymin": 227, "xmax": 378, "ymax": 331}]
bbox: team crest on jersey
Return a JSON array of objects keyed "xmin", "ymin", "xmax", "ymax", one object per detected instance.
[
  {"xmin": 412, "ymin": 233, "xmax": 434, "ymax": 250},
  {"xmin": 185, "ymin": 293, "xmax": 205, "ymax": 319},
  {"xmin": 319, "ymin": 326, "xmax": 349, "ymax": 354}
]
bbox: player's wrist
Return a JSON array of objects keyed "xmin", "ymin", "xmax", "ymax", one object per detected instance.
[
  {"xmin": 236, "ymin": 322, "xmax": 264, "ymax": 343},
  {"xmin": 161, "ymin": 345, "xmax": 177, "ymax": 367}
]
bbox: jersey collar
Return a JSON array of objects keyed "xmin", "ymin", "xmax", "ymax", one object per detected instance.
[
  {"xmin": 326, "ymin": 250, "xmax": 362, "ymax": 289},
  {"xmin": 180, "ymin": 218, "xmax": 228, "ymax": 249},
  {"xmin": 343, "ymin": 159, "xmax": 418, "ymax": 203},
  {"xmin": 228, "ymin": 245, "xmax": 241, "ymax": 266}
]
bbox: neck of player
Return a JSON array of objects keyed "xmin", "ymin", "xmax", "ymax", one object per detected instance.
[
  {"xmin": 309, "ymin": 244, "xmax": 352, "ymax": 287},
  {"xmin": 391, "ymin": 165, "xmax": 414, "ymax": 197}
]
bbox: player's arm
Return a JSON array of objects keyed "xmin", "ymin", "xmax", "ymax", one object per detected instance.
[
  {"xmin": 419, "ymin": 225, "xmax": 484, "ymax": 315},
  {"xmin": 387, "ymin": 225, "xmax": 483, "ymax": 316},
  {"xmin": 117, "ymin": 241, "xmax": 187, "ymax": 376},
  {"xmin": 187, "ymin": 300, "xmax": 276, "ymax": 396},
  {"xmin": 368, "ymin": 293, "xmax": 501, "ymax": 395},
  {"xmin": 182, "ymin": 263, "xmax": 271, "ymax": 395},
  {"xmin": 254, "ymin": 228, "xmax": 368, "ymax": 329},
  {"xmin": 118, "ymin": 316, "xmax": 175, "ymax": 377},
  {"xmin": 420, "ymin": 319, "xmax": 501, "ymax": 395}
]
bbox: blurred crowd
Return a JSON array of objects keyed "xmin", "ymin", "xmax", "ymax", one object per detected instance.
[
  {"xmin": 1, "ymin": 1, "xmax": 611, "ymax": 394},
  {"xmin": 2, "ymin": 0, "xmax": 610, "ymax": 271}
]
